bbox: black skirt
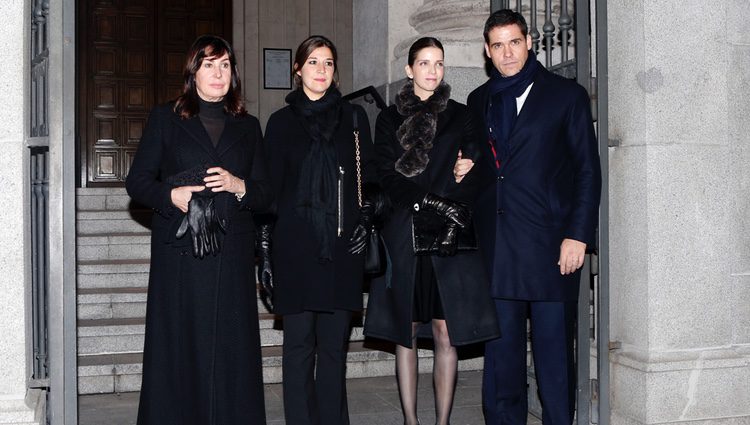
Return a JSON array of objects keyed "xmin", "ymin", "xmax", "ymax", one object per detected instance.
[{"xmin": 413, "ymin": 256, "xmax": 445, "ymax": 322}]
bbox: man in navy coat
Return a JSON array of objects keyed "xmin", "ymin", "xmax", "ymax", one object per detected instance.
[{"xmin": 458, "ymin": 9, "xmax": 601, "ymax": 424}]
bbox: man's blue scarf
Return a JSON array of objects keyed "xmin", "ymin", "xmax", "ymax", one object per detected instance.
[{"xmin": 486, "ymin": 49, "xmax": 539, "ymax": 164}]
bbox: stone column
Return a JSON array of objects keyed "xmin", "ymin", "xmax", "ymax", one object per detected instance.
[
  {"xmin": 0, "ymin": 0, "xmax": 44, "ymax": 424},
  {"xmin": 391, "ymin": 0, "xmax": 489, "ymax": 102},
  {"xmin": 608, "ymin": 1, "xmax": 750, "ymax": 423}
]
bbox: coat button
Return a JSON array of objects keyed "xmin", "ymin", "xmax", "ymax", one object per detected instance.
[
  {"xmin": 497, "ymin": 209, "xmax": 504, "ymax": 215},
  {"xmin": 179, "ymin": 250, "xmax": 188, "ymax": 256}
]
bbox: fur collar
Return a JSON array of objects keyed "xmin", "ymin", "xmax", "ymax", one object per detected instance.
[{"xmin": 394, "ymin": 80, "xmax": 450, "ymax": 177}]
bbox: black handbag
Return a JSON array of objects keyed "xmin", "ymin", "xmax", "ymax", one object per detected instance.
[
  {"xmin": 353, "ymin": 111, "xmax": 386, "ymax": 275},
  {"xmin": 412, "ymin": 208, "xmax": 478, "ymax": 255},
  {"xmin": 166, "ymin": 163, "xmax": 216, "ymax": 197}
]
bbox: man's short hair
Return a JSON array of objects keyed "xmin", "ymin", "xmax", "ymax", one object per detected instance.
[{"xmin": 483, "ymin": 9, "xmax": 529, "ymax": 43}]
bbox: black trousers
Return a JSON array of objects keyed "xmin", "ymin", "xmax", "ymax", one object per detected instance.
[{"xmin": 282, "ymin": 310, "xmax": 353, "ymax": 425}]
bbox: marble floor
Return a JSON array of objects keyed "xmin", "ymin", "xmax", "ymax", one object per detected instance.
[{"xmin": 79, "ymin": 370, "xmax": 541, "ymax": 425}]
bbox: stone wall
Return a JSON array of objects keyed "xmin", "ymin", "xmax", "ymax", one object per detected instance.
[
  {"xmin": 0, "ymin": 0, "xmax": 43, "ymax": 423},
  {"xmin": 233, "ymin": 0, "xmax": 354, "ymax": 126},
  {"xmin": 608, "ymin": 1, "xmax": 750, "ymax": 423}
]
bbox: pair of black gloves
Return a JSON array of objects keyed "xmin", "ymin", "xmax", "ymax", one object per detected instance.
[
  {"xmin": 347, "ymin": 191, "xmax": 470, "ymax": 257},
  {"xmin": 175, "ymin": 196, "xmax": 226, "ymax": 259},
  {"xmin": 170, "ymin": 165, "xmax": 227, "ymax": 259},
  {"xmin": 419, "ymin": 193, "xmax": 471, "ymax": 257}
]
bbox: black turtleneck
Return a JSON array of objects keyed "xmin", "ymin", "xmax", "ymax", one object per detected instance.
[{"xmin": 198, "ymin": 98, "xmax": 226, "ymax": 147}]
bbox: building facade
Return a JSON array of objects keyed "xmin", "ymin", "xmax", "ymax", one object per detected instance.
[{"xmin": 0, "ymin": 1, "xmax": 747, "ymax": 424}]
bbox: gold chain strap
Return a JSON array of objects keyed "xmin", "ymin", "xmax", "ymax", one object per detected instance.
[{"xmin": 354, "ymin": 129, "xmax": 362, "ymax": 208}]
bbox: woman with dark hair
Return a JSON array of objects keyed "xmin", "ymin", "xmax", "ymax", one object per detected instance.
[
  {"xmin": 126, "ymin": 34, "xmax": 271, "ymax": 425},
  {"xmin": 258, "ymin": 35, "xmax": 380, "ymax": 425},
  {"xmin": 364, "ymin": 37, "xmax": 500, "ymax": 425}
]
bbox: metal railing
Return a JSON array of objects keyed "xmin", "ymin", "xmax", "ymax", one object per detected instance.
[
  {"xmin": 30, "ymin": 146, "xmax": 50, "ymax": 383},
  {"xmin": 343, "ymin": 85, "xmax": 387, "ymax": 111},
  {"xmin": 492, "ymin": 0, "xmax": 579, "ymax": 78},
  {"xmin": 29, "ymin": 0, "xmax": 51, "ymax": 387}
]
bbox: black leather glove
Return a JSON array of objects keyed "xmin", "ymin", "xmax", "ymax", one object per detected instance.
[
  {"xmin": 420, "ymin": 193, "xmax": 471, "ymax": 229},
  {"xmin": 349, "ymin": 183, "xmax": 389, "ymax": 254},
  {"xmin": 362, "ymin": 182, "xmax": 389, "ymax": 221},
  {"xmin": 202, "ymin": 197, "xmax": 226, "ymax": 255},
  {"xmin": 435, "ymin": 222, "xmax": 460, "ymax": 257},
  {"xmin": 348, "ymin": 200, "xmax": 375, "ymax": 255},
  {"xmin": 256, "ymin": 222, "xmax": 274, "ymax": 311},
  {"xmin": 175, "ymin": 197, "xmax": 225, "ymax": 259}
]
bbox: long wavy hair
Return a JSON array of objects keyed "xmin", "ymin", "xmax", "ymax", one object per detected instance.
[{"xmin": 174, "ymin": 34, "xmax": 246, "ymax": 119}]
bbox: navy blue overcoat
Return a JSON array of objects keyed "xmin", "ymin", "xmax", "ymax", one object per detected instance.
[{"xmin": 467, "ymin": 66, "xmax": 602, "ymax": 302}]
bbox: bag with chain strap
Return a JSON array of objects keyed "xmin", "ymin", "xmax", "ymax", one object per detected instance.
[{"xmin": 352, "ymin": 111, "xmax": 387, "ymax": 275}]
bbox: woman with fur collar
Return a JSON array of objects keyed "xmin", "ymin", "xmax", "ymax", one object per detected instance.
[{"xmin": 364, "ymin": 37, "xmax": 500, "ymax": 425}]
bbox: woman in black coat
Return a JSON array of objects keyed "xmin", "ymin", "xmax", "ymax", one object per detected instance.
[
  {"xmin": 363, "ymin": 37, "xmax": 500, "ymax": 425},
  {"xmin": 259, "ymin": 35, "xmax": 378, "ymax": 425},
  {"xmin": 125, "ymin": 35, "xmax": 271, "ymax": 425}
]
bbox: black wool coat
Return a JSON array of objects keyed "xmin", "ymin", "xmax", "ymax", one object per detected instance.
[
  {"xmin": 125, "ymin": 103, "xmax": 272, "ymax": 425},
  {"xmin": 467, "ymin": 66, "xmax": 602, "ymax": 302},
  {"xmin": 363, "ymin": 100, "xmax": 500, "ymax": 348},
  {"xmin": 263, "ymin": 101, "xmax": 377, "ymax": 314}
]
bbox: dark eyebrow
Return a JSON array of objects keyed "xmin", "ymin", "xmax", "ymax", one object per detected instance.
[{"xmin": 491, "ymin": 37, "xmax": 523, "ymax": 46}]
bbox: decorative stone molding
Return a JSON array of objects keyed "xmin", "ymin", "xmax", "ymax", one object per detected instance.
[
  {"xmin": 393, "ymin": 0, "xmax": 576, "ymax": 70},
  {"xmin": 394, "ymin": 0, "xmax": 489, "ymax": 68}
]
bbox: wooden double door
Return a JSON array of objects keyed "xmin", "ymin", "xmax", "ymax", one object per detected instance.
[{"xmin": 78, "ymin": 0, "xmax": 231, "ymax": 186}]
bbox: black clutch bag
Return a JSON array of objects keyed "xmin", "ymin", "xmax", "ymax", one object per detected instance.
[
  {"xmin": 411, "ymin": 209, "xmax": 478, "ymax": 255},
  {"xmin": 166, "ymin": 164, "xmax": 216, "ymax": 197}
]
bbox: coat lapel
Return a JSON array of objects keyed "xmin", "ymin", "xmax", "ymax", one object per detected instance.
[
  {"xmin": 174, "ymin": 115, "xmax": 221, "ymax": 162},
  {"xmin": 215, "ymin": 116, "xmax": 250, "ymax": 158},
  {"xmin": 474, "ymin": 84, "xmax": 498, "ymax": 174}
]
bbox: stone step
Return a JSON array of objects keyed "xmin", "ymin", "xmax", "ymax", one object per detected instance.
[
  {"xmin": 77, "ymin": 232, "xmax": 151, "ymax": 261},
  {"xmin": 77, "ymin": 187, "xmax": 133, "ymax": 211},
  {"xmin": 77, "ymin": 311, "xmax": 366, "ymax": 355},
  {"xmin": 78, "ymin": 317, "xmax": 146, "ymax": 356},
  {"xmin": 258, "ymin": 313, "xmax": 366, "ymax": 347},
  {"xmin": 77, "ymin": 287, "xmax": 148, "ymax": 320},
  {"xmin": 77, "ymin": 341, "xmax": 484, "ymax": 394},
  {"xmin": 77, "ymin": 278, "xmax": 282, "ymax": 318},
  {"xmin": 77, "ymin": 210, "xmax": 152, "ymax": 235},
  {"xmin": 77, "ymin": 259, "xmax": 150, "ymax": 289}
]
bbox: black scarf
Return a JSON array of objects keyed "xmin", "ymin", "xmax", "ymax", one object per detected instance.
[
  {"xmin": 486, "ymin": 49, "xmax": 539, "ymax": 163},
  {"xmin": 286, "ymin": 87, "xmax": 342, "ymax": 262},
  {"xmin": 394, "ymin": 80, "xmax": 450, "ymax": 177}
]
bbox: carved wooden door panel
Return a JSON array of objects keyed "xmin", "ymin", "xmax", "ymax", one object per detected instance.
[{"xmin": 79, "ymin": 0, "xmax": 229, "ymax": 186}]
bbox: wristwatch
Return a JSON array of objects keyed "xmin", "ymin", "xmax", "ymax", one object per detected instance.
[{"xmin": 235, "ymin": 178, "xmax": 246, "ymax": 202}]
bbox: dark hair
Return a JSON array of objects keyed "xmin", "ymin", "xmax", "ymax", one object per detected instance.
[
  {"xmin": 292, "ymin": 35, "xmax": 339, "ymax": 89},
  {"xmin": 407, "ymin": 37, "xmax": 444, "ymax": 66},
  {"xmin": 174, "ymin": 34, "xmax": 246, "ymax": 119},
  {"xmin": 483, "ymin": 9, "xmax": 528, "ymax": 43}
]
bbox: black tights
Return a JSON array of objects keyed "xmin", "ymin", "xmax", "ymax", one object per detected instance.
[{"xmin": 396, "ymin": 320, "xmax": 457, "ymax": 425}]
